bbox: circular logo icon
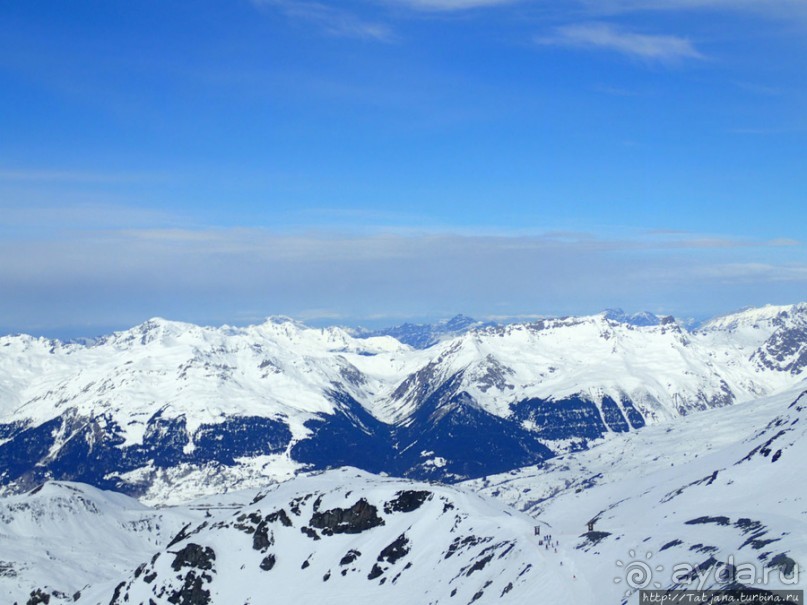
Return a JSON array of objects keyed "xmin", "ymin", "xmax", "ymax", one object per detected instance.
[{"xmin": 614, "ymin": 550, "xmax": 664, "ymax": 596}]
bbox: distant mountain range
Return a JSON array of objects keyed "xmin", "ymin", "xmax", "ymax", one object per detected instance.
[
  {"xmin": 0, "ymin": 303, "xmax": 805, "ymax": 503},
  {"xmin": 352, "ymin": 309, "xmax": 664, "ymax": 348},
  {"xmin": 350, "ymin": 314, "xmax": 493, "ymax": 348}
]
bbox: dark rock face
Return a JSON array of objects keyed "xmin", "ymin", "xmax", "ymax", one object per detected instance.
[
  {"xmin": 753, "ymin": 321, "xmax": 807, "ymax": 375},
  {"xmin": 678, "ymin": 557, "xmax": 719, "ymax": 583},
  {"xmin": 768, "ymin": 553, "xmax": 797, "ymax": 576},
  {"xmin": 25, "ymin": 588, "xmax": 51, "ymax": 605},
  {"xmin": 0, "ymin": 560, "xmax": 18, "ymax": 578},
  {"xmin": 445, "ymin": 536, "xmax": 492, "ymax": 560},
  {"xmin": 266, "ymin": 509, "xmax": 293, "ymax": 527},
  {"xmin": 463, "ymin": 553, "xmax": 494, "ymax": 576},
  {"xmin": 166, "ymin": 573, "xmax": 211, "ymax": 605},
  {"xmin": 109, "ymin": 543, "xmax": 217, "ymax": 605},
  {"xmin": 377, "ymin": 534, "xmax": 410, "ymax": 565},
  {"xmin": 252, "ymin": 520, "xmax": 274, "ymax": 552},
  {"xmin": 690, "ymin": 544, "xmax": 719, "ymax": 554},
  {"xmin": 339, "ymin": 549, "xmax": 361, "ymax": 566},
  {"xmin": 383, "ymin": 490, "xmax": 432, "ymax": 514},
  {"xmin": 309, "ymin": 499, "xmax": 385, "ymax": 535},
  {"xmin": 171, "ymin": 544, "xmax": 216, "ymax": 572},
  {"xmin": 367, "ymin": 563, "xmax": 384, "ymax": 580},
  {"xmin": 513, "ymin": 394, "xmax": 649, "ymax": 440},
  {"xmin": 685, "ymin": 516, "xmax": 731, "ymax": 527},
  {"xmin": 577, "ymin": 531, "xmax": 612, "ymax": 549}
]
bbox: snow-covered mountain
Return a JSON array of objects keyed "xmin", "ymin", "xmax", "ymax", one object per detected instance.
[
  {"xmin": 0, "ymin": 481, "xmax": 198, "ymax": 605},
  {"xmin": 603, "ymin": 308, "xmax": 662, "ymax": 326},
  {"xmin": 5, "ymin": 385, "xmax": 806, "ymax": 604},
  {"xmin": 0, "ymin": 303, "xmax": 804, "ymax": 502},
  {"xmin": 351, "ymin": 314, "xmax": 492, "ymax": 349},
  {"xmin": 77, "ymin": 469, "xmax": 575, "ymax": 605},
  {"xmin": 463, "ymin": 383, "xmax": 807, "ymax": 602}
]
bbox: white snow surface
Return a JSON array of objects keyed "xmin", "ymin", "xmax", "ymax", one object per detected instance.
[
  {"xmin": 2, "ymin": 384, "xmax": 806, "ymax": 603},
  {"xmin": 464, "ymin": 382, "xmax": 807, "ymax": 601},
  {"xmin": 0, "ymin": 303, "xmax": 805, "ymax": 505},
  {"xmin": 1, "ymin": 305, "xmax": 804, "ymax": 431},
  {"xmin": 0, "ymin": 317, "xmax": 413, "ymax": 445},
  {"xmin": 0, "ymin": 481, "xmax": 199, "ymax": 605},
  {"xmin": 0, "ymin": 469, "xmax": 590, "ymax": 605}
]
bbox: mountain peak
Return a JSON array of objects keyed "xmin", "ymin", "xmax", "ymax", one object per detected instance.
[
  {"xmin": 354, "ymin": 315, "xmax": 486, "ymax": 349},
  {"xmin": 602, "ymin": 308, "xmax": 662, "ymax": 327},
  {"xmin": 699, "ymin": 303, "xmax": 804, "ymax": 333},
  {"xmin": 440, "ymin": 314, "xmax": 478, "ymax": 330}
]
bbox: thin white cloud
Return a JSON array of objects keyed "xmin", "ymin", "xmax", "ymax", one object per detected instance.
[
  {"xmin": 1, "ymin": 222, "xmax": 804, "ymax": 335},
  {"xmin": 381, "ymin": 0, "xmax": 518, "ymax": 11},
  {"xmin": 0, "ymin": 168, "xmax": 163, "ymax": 184},
  {"xmin": 693, "ymin": 263, "xmax": 807, "ymax": 283},
  {"xmin": 580, "ymin": 0, "xmax": 807, "ymax": 19},
  {"xmin": 537, "ymin": 22, "xmax": 703, "ymax": 62},
  {"xmin": 0, "ymin": 202, "xmax": 176, "ymax": 232},
  {"xmin": 252, "ymin": 0, "xmax": 395, "ymax": 41}
]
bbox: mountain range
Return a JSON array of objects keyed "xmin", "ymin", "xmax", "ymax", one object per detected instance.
[
  {"xmin": 0, "ymin": 303, "xmax": 805, "ymax": 504},
  {"xmin": 3, "ymin": 385, "xmax": 805, "ymax": 604}
]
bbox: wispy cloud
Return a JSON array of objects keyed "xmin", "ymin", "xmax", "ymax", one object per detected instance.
[
  {"xmin": 0, "ymin": 220, "xmax": 804, "ymax": 334},
  {"xmin": 0, "ymin": 201, "xmax": 177, "ymax": 233},
  {"xmin": 537, "ymin": 22, "xmax": 703, "ymax": 63},
  {"xmin": 252, "ymin": 0, "xmax": 395, "ymax": 41},
  {"xmin": 579, "ymin": 0, "xmax": 807, "ymax": 19},
  {"xmin": 644, "ymin": 232, "xmax": 803, "ymax": 249},
  {"xmin": 0, "ymin": 168, "xmax": 163, "ymax": 185},
  {"xmin": 693, "ymin": 262, "xmax": 807, "ymax": 283},
  {"xmin": 381, "ymin": 0, "xmax": 519, "ymax": 11}
]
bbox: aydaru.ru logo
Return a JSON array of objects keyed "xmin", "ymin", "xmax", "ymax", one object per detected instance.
[
  {"xmin": 614, "ymin": 550, "xmax": 665, "ymax": 596},
  {"xmin": 614, "ymin": 549, "xmax": 800, "ymax": 595}
]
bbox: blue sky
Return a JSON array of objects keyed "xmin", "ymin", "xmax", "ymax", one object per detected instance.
[{"xmin": 1, "ymin": 0, "xmax": 805, "ymax": 337}]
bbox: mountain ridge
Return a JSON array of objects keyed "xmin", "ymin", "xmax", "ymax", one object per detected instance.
[
  {"xmin": 4, "ymin": 384, "xmax": 806, "ymax": 604},
  {"xmin": 0, "ymin": 303, "xmax": 804, "ymax": 502}
]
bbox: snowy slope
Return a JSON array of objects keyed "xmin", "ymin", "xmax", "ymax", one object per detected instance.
[
  {"xmin": 0, "ymin": 318, "xmax": 418, "ymax": 502},
  {"xmin": 0, "ymin": 481, "xmax": 198, "ymax": 605},
  {"xmin": 76, "ymin": 468, "xmax": 586, "ymax": 605},
  {"xmin": 0, "ymin": 317, "xmax": 411, "ymax": 438},
  {"xmin": 465, "ymin": 383, "xmax": 807, "ymax": 601},
  {"xmin": 383, "ymin": 310, "xmax": 801, "ymax": 426},
  {"xmin": 5, "ymin": 383, "xmax": 807, "ymax": 604},
  {"xmin": 0, "ymin": 303, "xmax": 804, "ymax": 501},
  {"xmin": 699, "ymin": 303, "xmax": 807, "ymax": 375}
]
